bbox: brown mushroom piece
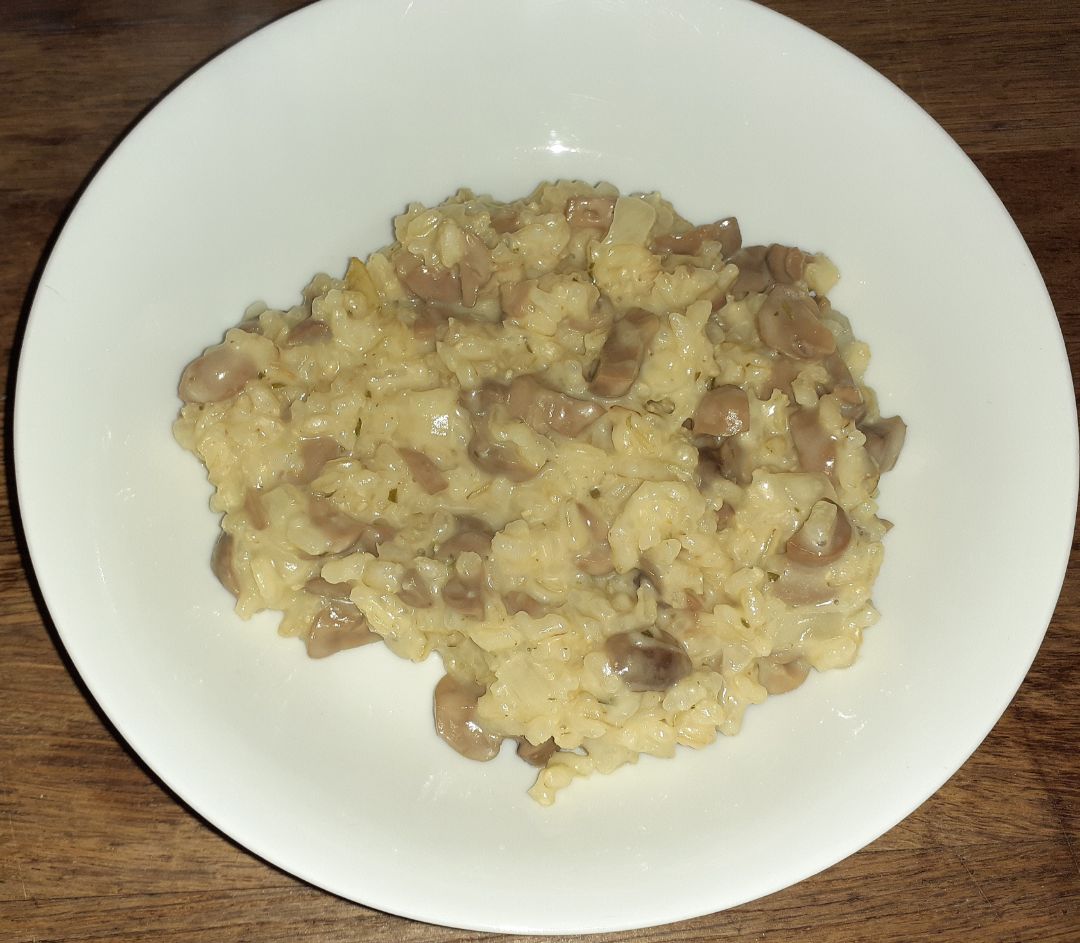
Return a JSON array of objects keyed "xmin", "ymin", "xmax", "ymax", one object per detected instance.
[
  {"xmin": 757, "ymin": 654, "xmax": 811, "ymax": 695},
  {"xmin": 178, "ymin": 344, "xmax": 258, "ymax": 404},
  {"xmin": 304, "ymin": 601, "xmax": 380, "ymax": 658},
  {"xmin": 507, "ymin": 374, "xmax": 605, "ymax": 438},
  {"xmin": 789, "ymin": 407, "xmax": 839, "ymax": 478},
  {"xmin": 650, "ymin": 217, "xmax": 742, "ymax": 258},
  {"xmin": 785, "ymin": 499, "xmax": 852, "ymax": 567},
  {"xmin": 307, "ymin": 496, "xmax": 394, "ymax": 556},
  {"xmin": 399, "ymin": 447, "xmax": 448, "ymax": 494},
  {"xmin": 498, "ymin": 281, "xmax": 532, "ymax": 324},
  {"xmin": 356, "ymin": 520, "xmax": 396, "ymax": 555},
  {"xmin": 728, "ymin": 245, "xmax": 772, "ymax": 299},
  {"xmin": 503, "ymin": 591, "xmax": 547, "ymax": 617},
  {"xmin": 410, "ymin": 309, "xmax": 441, "ymax": 350},
  {"xmin": 460, "ymin": 383, "xmax": 507, "ymax": 421},
  {"xmin": 823, "ymin": 352, "xmax": 866, "ymax": 421},
  {"xmin": 765, "ymin": 244, "xmax": 809, "ymax": 284},
  {"xmin": 305, "ymin": 575, "xmax": 354, "ymax": 601},
  {"xmin": 397, "ymin": 567, "xmax": 433, "ymax": 608},
  {"xmin": 243, "ymin": 489, "xmax": 269, "ymax": 531},
  {"xmin": 436, "ymin": 518, "xmax": 494, "ymax": 561},
  {"xmin": 433, "ymin": 674, "xmax": 503, "ymax": 761},
  {"xmin": 458, "ymin": 232, "xmax": 492, "ymax": 308},
  {"xmin": 761, "ymin": 355, "xmax": 802, "ymax": 399},
  {"xmin": 461, "ymin": 384, "xmax": 542, "ymax": 482},
  {"xmin": 210, "ymin": 532, "xmax": 240, "ymax": 597},
  {"xmin": 574, "ymin": 501, "xmax": 615, "ymax": 576},
  {"xmin": 395, "ymin": 251, "xmax": 461, "ymax": 305},
  {"xmin": 756, "ymin": 284, "xmax": 837, "ymax": 361},
  {"xmin": 698, "ymin": 437, "xmax": 754, "ymax": 486},
  {"xmin": 860, "ymin": 415, "xmax": 907, "ymax": 473},
  {"xmin": 692, "ymin": 385, "xmax": 750, "ymax": 437},
  {"xmin": 471, "ymin": 434, "xmax": 541, "ymax": 481},
  {"xmin": 565, "ymin": 195, "xmax": 615, "ymax": 231},
  {"xmin": 443, "ymin": 575, "xmax": 486, "ymax": 618},
  {"xmin": 605, "ymin": 630, "xmax": 692, "ymax": 692},
  {"xmin": 516, "ymin": 737, "xmax": 558, "ymax": 767},
  {"xmin": 290, "ymin": 436, "xmax": 344, "ymax": 485},
  {"xmin": 282, "ymin": 318, "xmax": 332, "ymax": 347},
  {"xmin": 489, "ymin": 209, "xmax": 521, "ymax": 234},
  {"xmin": 588, "ymin": 308, "xmax": 661, "ymax": 398}
]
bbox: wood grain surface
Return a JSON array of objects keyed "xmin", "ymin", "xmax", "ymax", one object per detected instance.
[{"xmin": 2, "ymin": 2, "xmax": 1078, "ymax": 940}]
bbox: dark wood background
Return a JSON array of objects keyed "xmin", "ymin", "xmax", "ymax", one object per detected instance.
[{"xmin": 2, "ymin": 2, "xmax": 1077, "ymax": 940}]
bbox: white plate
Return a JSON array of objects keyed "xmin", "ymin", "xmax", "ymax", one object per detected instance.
[{"xmin": 15, "ymin": 0, "xmax": 1076, "ymax": 934}]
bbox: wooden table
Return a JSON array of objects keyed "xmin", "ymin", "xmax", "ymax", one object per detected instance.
[{"xmin": 2, "ymin": 2, "xmax": 1077, "ymax": 940}]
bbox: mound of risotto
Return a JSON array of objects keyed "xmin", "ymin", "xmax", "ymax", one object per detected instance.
[{"xmin": 174, "ymin": 181, "xmax": 905, "ymax": 804}]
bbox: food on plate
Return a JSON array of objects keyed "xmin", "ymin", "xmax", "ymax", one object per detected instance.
[{"xmin": 174, "ymin": 181, "xmax": 905, "ymax": 803}]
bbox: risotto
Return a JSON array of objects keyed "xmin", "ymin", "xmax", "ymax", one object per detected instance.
[{"xmin": 174, "ymin": 181, "xmax": 905, "ymax": 804}]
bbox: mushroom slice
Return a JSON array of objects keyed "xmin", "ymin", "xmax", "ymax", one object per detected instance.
[
  {"xmin": 395, "ymin": 251, "xmax": 461, "ymax": 305},
  {"xmin": 178, "ymin": 344, "xmax": 258, "ymax": 404},
  {"xmin": 651, "ymin": 217, "xmax": 741, "ymax": 258},
  {"xmin": 605, "ymin": 630, "xmax": 692, "ymax": 692},
  {"xmin": 507, "ymin": 374, "xmax": 605, "ymax": 438},
  {"xmin": 757, "ymin": 654, "xmax": 811, "ymax": 695},
  {"xmin": 399, "ymin": 447, "xmax": 448, "ymax": 494},
  {"xmin": 433, "ymin": 675, "xmax": 503, "ymax": 762},
  {"xmin": 860, "ymin": 415, "xmax": 907, "ymax": 473},
  {"xmin": 692, "ymin": 385, "xmax": 750, "ymax": 437},
  {"xmin": 210, "ymin": 532, "xmax": 240, "ymax": 597},
  {"xmin": 436, "ymin": 518, "xmax": 494, "ymax": 561},
  {"xmin": 698, "ymin": 437, "xmax": 754, "ymax": 486},
  {"xmin": 460, "ymin": 383, "xmax": 508, "ymax": 420},
  {"xmin": 576, "ymin": 546, "xmax": 616, "ymax": 577},
  {"xmin": 410, "ymin": 308, "xmax": 442, "ymax": 350},
  {"xmin": 824, "ymin": 352, "xmax": 866, "ymax": 421},
  {"xmin": 353, "ymin": 520, "xmax": 396, "ymax": 556},
  {"xmin": 516, "ymin": 737, "xmax": 558, "ymax": 767},
  {"xmin": 575, "ymin": 502, "xmax": 615, "ymax": 576},
  {"xmin": 789, "ymin": 407, "xmax": 839, "ymax": 478},
  {"xmin": 565, "ymin": 195, "xmax": 616, "ymax": 231},
  {"xmin": 461, "ymin": 383, "xmax": 542, "ymax": 481},
  {"xmin": 759, "ymin": 356, "xmax": 802, "ymax": 399},
  {"xmin": 307, "ymin": 495, "xmax": 366, "ymax": 554},
  {"xmin": 307, "ymin": 496, "xmax": 394, "ymax": 556},
  {"xmin": 290, "ymin": 436, "xmax": 344, "ymax": 485},
  {"xmin": 728, "ymin": 245, "xmax": 772, "ymax": 299},
  {"xmin": 490, "ymin": 208, "xmax": 521, "ymax": 234},
  {"xmin": 756, "ymin": 284, "xmax": 836, "ymax": 361},
  {"xmin": 243, "ymin": 489, "xmax": 269, "ymax": 531},
  {"xmin": 398, "ymin": 567, "xmax": 433, "ymax": 608},
  {"xmin": 588, "ymin": 308, "xmax": 661, "ymax": 398},
  {"xmin": 459, "ymin": 232, "xmax": 492, "ymax": 308},
  {"xmin": 503, "ymin": 591, "xmax": 546, "ymax": 617},
  {"xmin": 304, "ymin": 601, "xmax": 379, "ymax": 658},
  {"xmin": 305, "ymin": 576, "xmax": 354, "ymax": 601},
  {"xmin": 282, "ymin": 318, "xmax": 332, "ymax": 347},
  {"xmin": 785, "ymin": 499, "xmax": 852, "ymax": 567},
  {"xmin": 469, "ymin": 434, "xmax": 542, "ymax": 482},
  {"xmin": 765, "ymin": 244, "xmax": 809, "ymax": 284},
  {"xmin": 443, "ymin": 576, "xmax": 486, "ymax": 618},
  {"xmin": 498, "ymin": 281, "xmax": 533, "ymax": 324}
]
